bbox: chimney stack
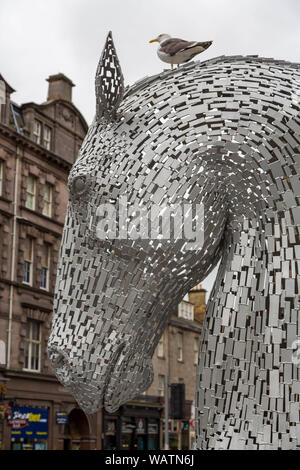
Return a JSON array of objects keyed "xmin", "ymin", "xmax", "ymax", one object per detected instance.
[
  {"xmin": 46, "ymin": 73, "xmax": 75, "ymax": 102},
  {"xmin": 0, "ymin": 74, "xmax": 15, "ymax": 125},
  {"xmin": 188, "ymin": 284, "xmax": 207, "ymax": 324}
]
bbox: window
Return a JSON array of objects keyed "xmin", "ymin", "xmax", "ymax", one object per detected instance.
[
  {"xmin": 25, "ymin": 175, "xmax": 36, "ymax": 210},
  {"xmin": 157, "ymin": 332, "xmax": 164, "ymax": 358},
  {"xmin": 158, "ymin": 374, "xmax": 165, "ymax": 397},
  {"xmin": 43, "ymin": 125, "xmax": 52, "ymax": 150},
  {"xmin": 178, "ymin": 301, "xmax": 194, "ymax": 321},
  {"xmin": 33, "ymin": 120, "xmax": 41, "ymax": 145},
  {"xmin": 23, "ymin": 238, "xmax": 33, "ymax": 285},
  {"xmin": 194, "ymin": 337, "xmax": 199, "ymax": 365},
  {"xmin": 177, "ymin": 332, "xmax": 183, "ymax": 362},
  {"xmin": 40, "ymin": 244, "xmax": 50, "ymax": 290},
  {"xmin": 24, "ymin": 320, "xmax": 41, "ymax": 372},
  {"xmin": 42, "ymin": 183, "xmax": 52, "ymax": 217},
  {"xmin": 0, "ymin": 161, "xmax": 3, "ymax": 196}
]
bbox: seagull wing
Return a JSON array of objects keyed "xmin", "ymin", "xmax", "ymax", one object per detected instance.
[
  {"xmin": 160, "ymin": 38, "xmax": 212, "ymax": 56},
  {"xmin": 160, "ymin": 38, "xmax": 198, "ymax": 56}
]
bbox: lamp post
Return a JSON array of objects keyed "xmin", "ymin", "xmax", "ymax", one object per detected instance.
[{"xmin": 0, "ymin": 374, "xmax": 10, "ymax": 450}]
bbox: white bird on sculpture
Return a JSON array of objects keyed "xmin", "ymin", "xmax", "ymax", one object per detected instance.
[{"xmin": 149, "ymin": 34, "xmax": 213, "ymax": 69}]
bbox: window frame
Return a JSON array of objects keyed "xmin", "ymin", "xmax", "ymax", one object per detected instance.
[
  {"xmin": 33, "ymin": 119, "xmax": 42, "ymax": 145},
  {"xmin": 42, "ymin": 182, "xmax": 52, "ymax": 217},
  {"xmin": 25, "ymin": 174, "xmax": 36, "ymax": 211},
  {"xmin": 158, "ymin": 374, "xmax": 165, "ymax": 397},
  {"xmin": 157, "ymin": 332, "xmax": 165, "ymax": 358},
  {"xmin": 43, "ymin": 125, "xmax": 52, "ymax": 150},
  {"xmin": 177, "ymin": 332, "xmax": 183, "ymax": 362},
  {"xmin": 178, "ymin": 301, "xmax": 194, "ymax": 321},
  {"xmin": 23, "ymin": 319, "xmax": 41, "ymax": 373},
  {"xmin": 23, "ymin": 237, "xmax": 34, "ymax": 286},
  {"xmin": 40, "ymin": 244, "xmax": 50, "ymax": 291}
]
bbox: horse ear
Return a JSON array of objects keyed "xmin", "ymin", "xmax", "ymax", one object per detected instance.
[{"xmin": 95, "ymin": 31, "xmax": 125, "ymax": 121}]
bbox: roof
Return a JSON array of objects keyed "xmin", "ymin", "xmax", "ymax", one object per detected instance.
[
  {"xmin": 0, "ymin": 121, "xmax": 72, "ymax": 171},
  {"xmin": 0, "ymin": 74, "xmax": 15, "ymax": 94},
  {"xmin": 169, "ymin": 314, "xmax": 202, "ymax": 333},
  {"xmin": 10, "ymin": 101, "xmax": 25, "ymax": 135},
  {"xmin": 21, "ymin": 98, "xmax": 88, "ymax": 133}
]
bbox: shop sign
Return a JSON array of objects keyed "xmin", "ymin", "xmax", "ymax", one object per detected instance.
[
  {"xmin": 121, "ymin": 423, "xmax": 136, "ymax": 433},
  {"xmin": 9, "ymin": 406, "xmax": 48, "ymax": 439},
  {"xmin": 7, "ymin": 418, "xmax": 27, "ymax": 429},
  {"xmin": 56, "ymin": 411, "xmax": 68, "ymax": 425}
]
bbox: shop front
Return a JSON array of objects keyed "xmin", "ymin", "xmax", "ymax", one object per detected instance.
[
  {"xmin": 1, "ymin": 370, "xmax": 103, "ymax": 450},
  {"xmin": 62, "ymin": 407, "xmax": 93, "ymax": 450},
  {"xmin": 9, "ymin": 406, "xmax": 48, "ymax": 450},
  {"xmin": 162, "ymin": 419, "xmax": 190, "ymax": 450},
  {"xmin": 120, "ymin": 416, "xmax": 160, "ymax": 450},
  {"xmin": 103, "ymin": 400, "xmax": 162, "ymax": 450}
]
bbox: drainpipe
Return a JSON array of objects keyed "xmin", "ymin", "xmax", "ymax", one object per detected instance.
[
  {"xmin": 7, "ymin": 144, "xmax": 20, "ymax": 369},
  {"xmin": 164, "ymin": 326, "xmax": 171, "ymax": 450},
  {"xmin": 164, "ymin": 374, "xmax": 169, "ymax": 450}
]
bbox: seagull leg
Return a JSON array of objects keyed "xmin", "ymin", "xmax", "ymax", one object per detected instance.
[
  {"xmin": 176, "ymin": 64, "xmax": 180, "ymax": 68},
  {"xmin": 171, "ymin": 63, "xmax": 174, "ymax": 70}
]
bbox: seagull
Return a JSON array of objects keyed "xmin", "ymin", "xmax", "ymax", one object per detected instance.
[{"xmin": 149, "ymin": 34, "xmax": 213, "ymax": 69}]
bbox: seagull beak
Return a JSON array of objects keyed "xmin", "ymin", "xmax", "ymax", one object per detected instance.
[{"xmin": 149, "ymin": 38, "xmax": 158, "ymax": 43}]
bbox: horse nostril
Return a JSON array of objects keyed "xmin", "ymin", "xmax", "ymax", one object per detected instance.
[{"xmin": 48, "ymin": 347, "xmax": 69, "ymax": 369}]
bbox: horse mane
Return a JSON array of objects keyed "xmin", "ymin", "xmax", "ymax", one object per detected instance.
[{"xmin": 124, "ymin": 54, "xmax": 300, "ymax": 101}]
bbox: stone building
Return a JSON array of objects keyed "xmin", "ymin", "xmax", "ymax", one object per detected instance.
[
  {"xmin": 0, "ymin": 72, "xmax": 104, "ymax": 450},
  {"xmin": 102, "ymin": 286, "xmax": 207, "ymax": 450}
]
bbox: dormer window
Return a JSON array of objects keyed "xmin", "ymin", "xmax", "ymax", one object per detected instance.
[
  {"xmin": 43, "ymin": 125, "xmax": 52, "ymax": 150},
  {"xmin": 33, "ymin": 119, "xmax": 41, "ymax": 145},
  {"xmin": 33, "ymin": 120, "xmax": 52, "ymax": 150}
]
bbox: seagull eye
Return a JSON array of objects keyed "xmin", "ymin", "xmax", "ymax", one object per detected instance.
[{"xmin": 71, "ymin": 175, "xmax": 88, "ymax": 196}]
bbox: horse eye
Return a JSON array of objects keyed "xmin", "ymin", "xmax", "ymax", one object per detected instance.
[{"xmin": 72, "ymin": 176, "xmax": 87, "ymax": 196}]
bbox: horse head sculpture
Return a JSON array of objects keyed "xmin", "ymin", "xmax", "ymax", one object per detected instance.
[{"xmin": 48, "ymin": 31, "xmax": 300, "ymax": 449}]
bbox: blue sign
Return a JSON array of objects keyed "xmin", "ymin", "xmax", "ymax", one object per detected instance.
[
  {"xmin": 10, "ymin": 406, "xmax": 48, "ymax": 439},
  {"xmin": 56, "ymin": 411, "xmax": 68, "ymax": 425}
]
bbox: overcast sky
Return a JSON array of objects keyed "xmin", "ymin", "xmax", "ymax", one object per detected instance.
[{"xmin": 0, "ymin": 0, "xmax": 299, "ymax": 296}]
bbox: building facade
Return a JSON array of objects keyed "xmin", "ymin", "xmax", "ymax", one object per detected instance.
[{"xmin": 0, "ymin": 73, "xmax": 105, "ymax": 450}]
